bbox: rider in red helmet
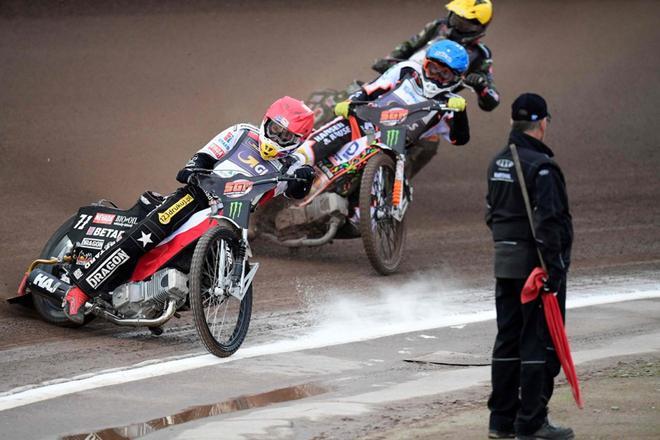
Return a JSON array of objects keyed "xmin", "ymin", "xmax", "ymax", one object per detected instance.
[
  {"xmin": 259, "ymin": 96, "xmax": 315, "ymax": 161},
  {"xmin": 62, "ymin": 97, "xmax": 316, "ymax": 324}
]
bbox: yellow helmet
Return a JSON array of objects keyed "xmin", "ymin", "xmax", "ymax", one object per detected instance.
[{"xmin": 446, "ymin": 0, "xmax": 493, "ymax": 26}]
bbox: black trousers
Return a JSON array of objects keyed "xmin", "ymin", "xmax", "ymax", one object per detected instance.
[
  {"xmin": 72, "ymin": 185, "xmax": 208, "ymax": 296},
  {"xmin": 488, "ymin": 276, "xmax": 566, "ymax": 435}
]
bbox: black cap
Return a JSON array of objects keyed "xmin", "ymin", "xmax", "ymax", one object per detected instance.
[{"xmin": 511, "ymin": 93, "xmax": 550, "ymax": 122}]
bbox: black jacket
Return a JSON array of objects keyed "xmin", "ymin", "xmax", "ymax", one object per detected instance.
[{"xmin": 486, "ymin": 130, "xmax": 573, "ymax": 282}]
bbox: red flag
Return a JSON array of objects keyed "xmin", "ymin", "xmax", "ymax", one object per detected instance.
[{"xmin": 522, "ymin": 267, "xmax": 584, "ymax": 409}]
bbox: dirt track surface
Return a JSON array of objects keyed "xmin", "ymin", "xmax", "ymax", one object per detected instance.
[{"xmin": 1, "ymin": 0, "xmax": 659, "ymax": 389}]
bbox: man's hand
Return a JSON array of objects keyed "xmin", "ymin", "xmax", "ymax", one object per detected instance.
[
  {"xmin": 334, "ymin": 100, "xmax": 352, "ymax": 119},
  {"xmin": 285, "ymin": 165, "xmax": 315, "ymax": 199},
  {"xmin": 294, "ymin": 165, "xmax": 315, "ymax": 183},
  {"xmin": 464, "ymin": 73, "xmax": 488, "ymax": 91},
  {"xmin": 176, "ymin": 167, "xmax": 195, "ymax": 184},
  {"xmin": 447, "ymin": 96, "xmax": 467, "ymax": 112},
  {"xmin": 372, "ymin": 58, "xmax": 395, "ymax": 73},
  {"xmin": 542, "ymin": 276, "xmax": 560, "ymax": 294}
]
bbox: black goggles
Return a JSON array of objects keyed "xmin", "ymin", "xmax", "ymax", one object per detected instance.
[
  {"xmin": 448, "ymin": 13, "xmax": 485, "ymax": 35},
  {"xmin": 265, "ymin": 119, "xmax": 301, "ymax": 146}
]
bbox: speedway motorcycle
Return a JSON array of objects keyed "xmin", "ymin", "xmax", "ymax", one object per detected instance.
[
  {"xmin": 9, "ymin": 141, "xmax": 303, "ymax": 358},
  {"xmin": 308, "ymin": 42, "xmax": 450, "ymax": 127},
  {"xmin": 258, "ymin": 99, "xmax": 450, "ymax": 275}
]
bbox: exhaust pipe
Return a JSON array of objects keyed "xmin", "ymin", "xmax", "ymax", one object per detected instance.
[
  {"xmin": 260, "ymin": 216, "xmax": 343, "ymax": 248},
  {"xmin": 90, "ymin": 300, "xmax": 178, "ymax": 327},
  {"xmin": 26, "ymin": 269, "xmax": 70, "ymax": 303}
]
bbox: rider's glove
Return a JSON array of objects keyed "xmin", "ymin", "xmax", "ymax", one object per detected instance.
[
  {"xmin": 285, "ymin": 165, "xmax": 315, "ymax": 199},
  {"xmin": 447, "ymin": 96, "xmax": 467, "ymax": 112},
  {"xmin": 372, "ymin": 58, "xmax": 395, "ymax": 74},
  {"xmin": 464, "ymin": 73, "xmax": 488, "ymax": 91},
  {"xmin": 176, "ymin": 167, "xmax": 195, "ymax": 184},
  {"xmin": 334, "ymin": 100, "xmax": 352, "ymax": 119}
]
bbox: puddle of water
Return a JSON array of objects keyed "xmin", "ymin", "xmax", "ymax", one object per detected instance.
[{"xmin": 61, "ymin": 383, "xmax": 327, "ymax": 440}]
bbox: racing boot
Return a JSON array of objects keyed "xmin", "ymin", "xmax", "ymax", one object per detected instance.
[
  {"xmin": 62, "ymin": 286, "xmax": 90, "ymax": 324},
  {"xmin": 516, "ymin": 420, "xmax": 574, "ymax": 440}
]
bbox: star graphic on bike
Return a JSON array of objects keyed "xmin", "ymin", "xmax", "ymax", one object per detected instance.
[{"xmin": 137, "ymin": 231, "xmax": 153, "ymax": 247}]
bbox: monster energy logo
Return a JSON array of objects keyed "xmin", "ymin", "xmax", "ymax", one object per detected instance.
[
  {"xmin": 228, "ymin": 202, "xmax": 242, "ymax": 219},
  {"xmin": 385, "ymin": 129, "xmax": 400, "ymax": 146}
]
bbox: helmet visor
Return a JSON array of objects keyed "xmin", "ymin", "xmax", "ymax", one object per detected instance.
[
  {"xmin": 265, "ymin": 119, "xmax": 301, "ymax": 147},
  {"xmin": 423, "ymin": 59, "xmax": 459, "ymax": 85},
  {"xmin": 449, "ymin": 13, "xmax": 485, "ymax": 35}
]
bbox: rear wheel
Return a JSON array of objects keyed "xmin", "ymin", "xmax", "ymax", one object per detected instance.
[
  {"xmin": 359, "ymin": 153, "xmax": 407, "ymax": 275},
  {"xmin": 32, "ymin": 216, "xmax": 93, "ymax": 327},
  {"xmin": 189, "ymin": 224, "xmax": 252, "ymax": 357}
]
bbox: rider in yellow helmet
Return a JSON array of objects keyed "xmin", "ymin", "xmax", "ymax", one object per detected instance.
[{"xmin": 373, "ymin": 0, "xmax": 499, "ymax": 113}]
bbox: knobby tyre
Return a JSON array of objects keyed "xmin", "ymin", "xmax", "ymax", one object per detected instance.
[
  {"xmin": 32, "ymin": 216, "xmax": 94, "ymax": 327},
  {"xmin": 358, "ymin": 152, "xmax": 407, "ymax": 275},
  {"xmin": 189, "ymin": 224, "xmax": 252, "ymax": 357}
]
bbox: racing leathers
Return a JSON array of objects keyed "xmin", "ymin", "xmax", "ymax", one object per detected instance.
[
  {"xmin": 374, "ymin": 18, "xmax": 499, "ymax": 112},
  {"xmin": 71, "ymin": 124, "xmax": 309, "ymax": 298},
  {"xmin": 294, "ymin": 61, "xmax": 470, "ymax": 169}
]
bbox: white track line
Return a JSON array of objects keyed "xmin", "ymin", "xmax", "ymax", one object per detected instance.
[{"xmin": 0, "ymin": 289, "xmax": 658, "ymax": 412}]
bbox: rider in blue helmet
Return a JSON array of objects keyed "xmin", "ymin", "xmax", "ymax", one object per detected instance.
[
  {"xmin": 421, "ymin": 39, "xmax": 470, "ymax": 98},
  {"xmin": 292, "ymin": 39, "xmax": 471, "ymax": 184}
]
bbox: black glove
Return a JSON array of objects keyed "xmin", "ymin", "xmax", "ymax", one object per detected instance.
[
  {"xmin": 372, "ymin": 58, "xmax": 396, "ymax": 74},
  {"xmin": 285, "ymin": 165, "xmax": 315, "ymax": 199},
  {"xmin": 542, "ymin": 275, "xmax": 561, "ymax": 294},
  {"xmin": 464, "ymin": 73, "xmax": 488, "ymax": 91},
  {"xmin": 176, "ymin": 167, "xmax": 195, "ymax": 185}
]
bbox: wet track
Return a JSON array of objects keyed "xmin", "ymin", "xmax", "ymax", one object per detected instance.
[{"xmin": 0, "ymin": 1, "xmax": 659, "ymax": 438}]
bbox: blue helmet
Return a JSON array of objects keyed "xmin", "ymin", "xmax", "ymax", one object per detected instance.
[{"xmin": 422, "ymin": 39, "xmax": 469, "ymax": 98}]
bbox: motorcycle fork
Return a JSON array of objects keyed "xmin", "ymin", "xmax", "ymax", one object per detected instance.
[
  {"xmin": 228, "ymin": 228, "xmax": 258, "ymax": 301},
  {"xmin": 392, "ymin": 154, "xmax": 412, "ymax": 221}
]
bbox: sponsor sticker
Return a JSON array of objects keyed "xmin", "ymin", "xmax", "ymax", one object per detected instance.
[
  {"xmin": 93, "ymin": 213, "xmax": 116, "ymax": 225},
  {"xmin": 76, "ymin": 251, "xmax": 94, "ymax": 265},
  {"xmin": 223, "ymin": 180, "xmax": 253, "ymax": 198},
  {"xmin": 496, "ymin": 159, "xmax": 514, "ymax": 169},
  {"xmin": 227, "ymin": 201, "xmax": 243, "ymax": 219},
  {"xmin": 207, "ymin": 143, "xmax": 226, "ymax": 159},
  {"xmin": 33, "ymin": 273, "xmax": 61, "ymax": 294},
  {"xmin": 238, "ymin": 152, "xmax": 269, "ymax": 175},
  {"xmin": 158, "ymin": 194, "xmax": 194, "ymax": 224},
  {"xmin": 380, "ymin": 108, "xmax": 409, "ymax": 126},
  {"xmin": 492, "ymin": 172, "xmax": 513, "ymax": 181},
  {"xmin": 80, "ymin": 237, "xmax": 104, "ymax": 250},
  {"xmin": 113, "ymin": 215, "xmax": 138, "ymax": 228},
  {"xmin": 85, "ymin": 248, "xmax": 130, "ymax": 289},
  {"xmin": 86, "ymin": 227, "xmax": 125, "ymax": 240}
]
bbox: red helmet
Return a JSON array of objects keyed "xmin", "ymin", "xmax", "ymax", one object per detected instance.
[{"xmin": 259, "ymin": 96, "xmax": 314, "ymax": 160}]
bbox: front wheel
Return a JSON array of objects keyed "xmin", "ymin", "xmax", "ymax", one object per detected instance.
[
  {"xmin": 32, "ymin": 216, "xmax": 94, "ymax": 327},
  {"xmin": 359, "ymin": 153, "xmax": 407, "ymax": 275},
  {"xmin": 189, "ymin": 224, "xmax": 252, "ymax": 357}
]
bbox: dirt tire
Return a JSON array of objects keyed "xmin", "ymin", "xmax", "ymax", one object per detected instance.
[
  {"xmin": 189, "ymin": 224, "xmax": 252, "ymax": 357},
  {"xmin": 359, "ymin": 152, "xmax": 407, "ymax": 275},
  {"xmin": 32, "ymin": 216, "xmax": 94, "ymax": 327}
]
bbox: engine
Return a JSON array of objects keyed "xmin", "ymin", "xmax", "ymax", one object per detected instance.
[
  {"xmin": 111, "ymin": 268, "xmax": 188, "ymax": 319},
  {"xmin": 274, "ymin": 192, "xmax": 348, "ymax": 237}
]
